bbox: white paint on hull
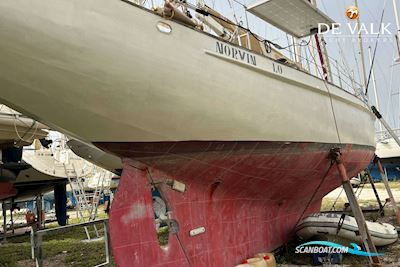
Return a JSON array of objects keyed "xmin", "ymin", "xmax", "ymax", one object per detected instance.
[{"xmin": 0, "ymin": 0, "xmax": 375, "ymax": 146}]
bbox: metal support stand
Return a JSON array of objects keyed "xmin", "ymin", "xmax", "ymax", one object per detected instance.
[
  {"xmin": 36, "ymin": 195, "xmax": 43, "ymax": 230},
  {"xmin": 2, "ymin": 201, "xmax": 6, "ymax": 242},
  {"xmin": 31, "ymin": 219, "xmax": 110, "ymax": 267},
  {"xmin": 41, "ymin": 196, "xmax": 45, "ymax": 229},
  {"xmin": 96, "ymin": 220, "xmax": 112, "ymax": 267},
  {"xmin": 371, "ymin": 106, "xmax": 400, "ymax": 147},
  {"xmin": 10, "ymin": 199, "xmax": 14, "ymax": 234},
  {"xmin": 330, "ymin": 149, "xmax": 382, "ymax": 267},
  {"xmin": 375, "ymin": 157, "xmax": 400, "ymax": 224},
  {"xmin": 365, "ymin": 169, "xmax": 384, "ymax": 217},
  {"xmin": 33, "ymin": 227, "xmax": 43, "ymax": 267}
]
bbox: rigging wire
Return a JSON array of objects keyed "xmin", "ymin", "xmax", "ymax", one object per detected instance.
[
  {"xmin": 360, "ymin": 1, "xmax": 395, "ymax": 127},
  {"xmin": 351, "ymin": 41, "xmax": 363, "ymax": 89},
  {"xmin": 365, "ymin": 0, "xmax": 389, "ymax": 95},
  {"xmin": 385, "ymin": 48, "xmax": 397, "ymax": 126},
  {"xmin": 293, "ymin": 162, "xmax": 334, "ymax": 229},
  {"xmin": 185, "ymin": 0, "xmax": 360, "ymax": 87},
  {"xmin": 178, "ymin": 0, "xmax": 364, "ymax": 94},
  {"xmin": 145, "ymin": 168, "xmax": 193, "ymax": 267},
  {"xmin": 307, "ymin": 44, "xmax": 343, "ymax": 143},
  {"xmin": 330, "ymin": 187, "xmax": 344, "ymax": 211}
]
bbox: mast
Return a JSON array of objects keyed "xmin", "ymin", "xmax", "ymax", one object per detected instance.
[
  {"xmin": 354, "ymin": 0, "xmax": 368, "ymax": 89},
  {"xmin": 394, "ymin": 0, "xmax": 400, "ymax": 127},
  {"xmin": 368, "ymin": 46, "xmax": 383, "ymax": 132}
]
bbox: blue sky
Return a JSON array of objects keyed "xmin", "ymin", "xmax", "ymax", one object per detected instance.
[{"xmin": 199, "ymin": 0, "xmax": 400, "ymax": 129}]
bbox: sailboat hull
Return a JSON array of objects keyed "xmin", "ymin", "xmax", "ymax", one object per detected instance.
[
  {"xmin": 0, "ymin": 0, "xmax": 374, "ymax": 146},
  {"xmin": 102, "ymin": 141, "xmax": 374, "ymax": 266},
  {"xmin": 0, "ymin": 0, "xmax": 376, "ymax": 265}
]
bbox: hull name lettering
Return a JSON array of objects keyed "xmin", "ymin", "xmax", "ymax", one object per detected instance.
[{"xmin": 216, "ymin": 41, "xmax": 256, "ymax": 66}]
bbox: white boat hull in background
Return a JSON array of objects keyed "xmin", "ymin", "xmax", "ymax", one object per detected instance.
[
  {"xmin": 376, "ymin": 138, "xmax": 400, "ymax": 159},
  {"xmin": 0, "ymin": 105, "xmax": 47, "ymax": 146},
  {"xmin": 67, "ymin": 139, "xmax": 122, "ymax": 174},
  {"xmin": 22, "ymin": 146, "xmax": 93, "ymax": 180}
]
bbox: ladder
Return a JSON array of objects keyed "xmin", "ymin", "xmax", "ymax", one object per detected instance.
[
  {"xmin": 63, "ymin": 164, "xmax": 96, "ymax": 239},
  {"xmin": 89, "ymin": 171, "xmax": 111, "ymax": 221},
  {"xmin": 64, "ymin": 164, "xmax": 112, "ymax": 240}
]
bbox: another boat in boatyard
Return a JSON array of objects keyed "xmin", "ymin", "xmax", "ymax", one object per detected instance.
[
  {"xmin": 0, "ymin": 110, "xmax": 104, "ymax": 205},
  {"xmin": 0, "ymin": 105, "xmax": 48, "ymax": 199},
  {"xmin": 0, "ymin": 105, "xmax": 47, "ymax": 147},
  {"xmin": 0, "ymin": 0, "xmax": 376, "ymax": 266},
  {"xmin": 2, "ymin": 135, "xmax": 95, "ymax": 199},
  {"xmin": 376, "ymin": 133, "xmax": 400, "ymax": 160},
  {"xmin": 369, "ymin": 131, "xmax": 400, "ymax": 180},
  {"xmin": 67, "ymin": 138, "xmax": 122, "ymax": 175}
]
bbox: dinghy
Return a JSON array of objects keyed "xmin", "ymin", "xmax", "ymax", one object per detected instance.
[{"xmin": 296, "ymin": 213, "xmax": 398, "ymax": 246}]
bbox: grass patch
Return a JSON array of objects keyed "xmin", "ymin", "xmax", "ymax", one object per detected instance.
[
  {"xmin": 0, "ymin": 206, "xmax": 114, "ymax": 266},
  {"xmin": 0, "ymin": 225, "xmax": 115, "ymax": 267},
  {"xmin": 0, "ymin": 243, "xmax": 31, "ymax": 267},
  {"xmin": 157, "ymin": 226, "xmax": 169, "ymax": 246}
]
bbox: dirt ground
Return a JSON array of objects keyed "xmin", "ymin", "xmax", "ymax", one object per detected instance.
[{"xmin": 17, "ymin": 253, "xmax": 66, "ymax": 267}]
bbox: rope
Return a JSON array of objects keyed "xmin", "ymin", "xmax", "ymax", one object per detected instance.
[
  {"xmin": 162, "ymin": 3, "xmax": 175, "ymax": 20},
  {"xmin": 355, "ymin": 176, "xmax": 367, "ymax": 199},
  {"xmin": 307, "ymin": 45, "xmax": 343, "ymax": 143},
  {"xmin": 175, "ymin": 233, "xmax": 193, "ymax": 267},
  {"xmin": 125, "ymin": 0, "xmax": 363, "ymax": 94},
  {"xmin": 330, "ymin": 187, "xmax": 344, "ymax": 211},
  {"xmin": 294, "ymin": 162, "xmax": 334, "ymax": 228},
  {"xmin": 145, "ymin": 169, "xmax": 193, "ymax": 267},
  {"xmin": 13, "ymin": 116, "xmax": 39, "ymax": 144}
]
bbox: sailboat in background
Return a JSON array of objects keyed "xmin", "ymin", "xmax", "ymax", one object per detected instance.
[
  {"xmin": 0, "ymin": 105, "xmax": 47, "ymax": 147},
  {"xmin": 0, "ymin": 105, "xmax": 48, "ymax": 199},
  {"xmin": 0, "ymin": 0, "xmax": 376, "ymax": 266},
  {"xmin": 0, "ymin": 106, "xmax": 113, "ymax": 228},
  {"xmin": 368, "ymin": 0, "xmax": 400, "ymax": 181}
]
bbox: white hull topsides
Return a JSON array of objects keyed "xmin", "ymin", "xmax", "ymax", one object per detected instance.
[{"xmin": 0, "ymin": 0, "xmax": 375, "ymax": 147}]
